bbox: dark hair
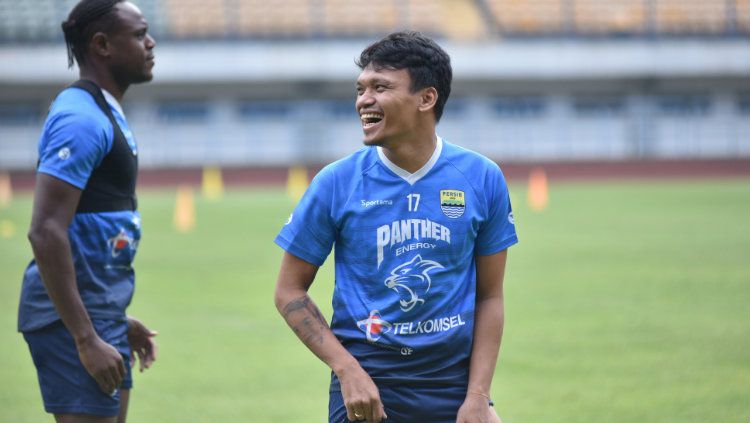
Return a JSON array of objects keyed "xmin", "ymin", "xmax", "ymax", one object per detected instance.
[
  {"xmin": 61, "ymin": 0, "xmax": 125, "ymax": 68},
  {"xmin": 356, "ymin": 31, "xmax": 452, "ymax": 122}
]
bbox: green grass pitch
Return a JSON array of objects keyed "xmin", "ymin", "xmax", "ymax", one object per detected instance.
[{"xmin": 1, "ymin": 179, "xmax": 748, "ymax": 422}]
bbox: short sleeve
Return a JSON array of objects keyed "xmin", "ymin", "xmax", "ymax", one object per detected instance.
[
  {"xmin": 475, "ymin": 165, "xmax": 518, "ymax": 256},
  {"xmin": 37, "ymin": 109, "xmax": 111, "ymax": 189},
  {"xmin": 274, "ymin": 166, "xmax": 338, "ymax": 266}
]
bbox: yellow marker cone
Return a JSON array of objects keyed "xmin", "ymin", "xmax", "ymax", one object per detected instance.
[
  {"xmin": 286, "ymin": 166, "xmax": 309, "ymax": 202},
  {"xmin": 0, "ymin": 219, "xmax": 15, "ymax": 238},
  {"xmin": 527, "ymin": 167, "xmax": 549, "ymax": 212},
  {"xmin": 202, "ymin": 167, "xmax": 224, "ymax": 201},
  {"xmin": 0, "ymin": 172, "xmax": 12, "ymax": 209},
  {"xmin": 173, "ymin": 185, "xmax": 196, "ymax": 233}
]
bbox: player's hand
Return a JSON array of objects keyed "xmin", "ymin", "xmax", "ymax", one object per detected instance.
[
  {"xmin": 127, "ymin": 315, "xmax": 158, "ymax": 372},
  {"xmin": 337, "ymin": 361, "xmax": 387, "ymax": 422},
  {"xmin": 457, "ymin": 394, "xmax": 502, "ymax": 423},
  {"xmin": 76, "ymin": 334, "xmax": 126, "ymax": 394}
]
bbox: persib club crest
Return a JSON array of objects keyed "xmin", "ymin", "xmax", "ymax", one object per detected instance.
[{"xmin": 440, "ymin": 190, "xmax": 465, "ymax": 218}]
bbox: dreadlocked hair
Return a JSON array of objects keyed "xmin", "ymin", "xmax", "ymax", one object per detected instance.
[{"xmin": 61, "ymin": 0, "xmax": 124, "ymax": 68}]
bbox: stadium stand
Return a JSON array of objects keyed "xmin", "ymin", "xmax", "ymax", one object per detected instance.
[
  {"xmin": 484, "ymin": 0, "xmax": 567, "ymax": 34},
  {"xmin": 737, "ymin": 0, "xmax": 750, "ymax": 31},
  {"xmin": 237, "ymin": 0, "xmax": 313, "ymax": 37},
  {"xmin": 320, "ymin": 0, "xmax": 399, "ymax": 37},
  {"xmin": 1, "ymin": 0, "xmax": 748, "ymax": 42},
  {"xmin": 164, "ymin": 0, "xmax": 228, "ymax": 38},
  {"xmin": 0, "ymin": 0, "xmax": 68, "ymax": 41},
  {"xmin": 572, "ymin": 0, "xmax": 647, "ymax": 34},
  {"xmin": 1, "ymin": 0, "xmax": 749, "ymax": 170},
  {"xmin": 655, "ymin": 0, "xmax": 728, "ymax": 34}
]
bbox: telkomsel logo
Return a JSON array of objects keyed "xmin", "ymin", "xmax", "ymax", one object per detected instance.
[
  {"xmin": 107, "ymin": 228, "xmax": 135, "ymax": 258},
  {"xmin": 357, "ymin": 310, "xmax": 392, "ymax": 342}
]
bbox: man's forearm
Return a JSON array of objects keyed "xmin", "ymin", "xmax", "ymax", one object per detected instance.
[
  {"xmin": 466, "ymin": 295, "xmax": 504, "ymax": 395},
  {"xmin": 280, "ymin": 294, "xmax": 329, "ymax": 348},
  {"xmin": 276, "ymin": 291, "xmax": 360, "ymax": 375},
  {"xmin": 29, "ymin": 225, "xmax": 95, "ymax": 343}
]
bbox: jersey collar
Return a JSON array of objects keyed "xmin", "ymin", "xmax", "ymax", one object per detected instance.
[
  {"xmin": 101, "ymin": 88, "xmax": 126, "ymax": 119},
  {"xmin": 377, "ymin": 135, "xmax": 443, "ymax": 185}
]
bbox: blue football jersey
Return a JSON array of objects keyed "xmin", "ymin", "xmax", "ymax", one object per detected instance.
[
  {"xmin": 275, "ymin": 137, "xmax": 518, "ymax": 388},
  {"xmin": 18, "ymin": 87, "xmax": 141, "ymax": 332}
]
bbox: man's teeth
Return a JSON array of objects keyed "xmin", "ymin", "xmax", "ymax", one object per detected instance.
[{"xmin": 361, "ymin": 113, "xmax": 383, "ymax": 128}]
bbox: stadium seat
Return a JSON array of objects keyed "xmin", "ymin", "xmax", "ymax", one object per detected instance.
[
  {"xmin": 484, "ymin": 0, "xmax": 566, "ymax": 34},
  {"xmin": 0, "ymin": 0, "xmax": 743, "ymax": 41},
  {"xmin": 164, "ymin": 0, "xmax": 227, "ymax": 38},
  {"xmin": 438, "ymin": 0, "xmax": 487, "ymax": 39},
  {"xmin": 237, "ymin": 0, "xmax": 312, "ymax": 37},
  {"xmin": 321, "ymin": 0, "xmax": 399, "ymax": 36},
  {"xmin": 737, "ymin": 0, "xmax": 750, "ymax": 33},
  {"xmin": 0, "ymin": 0, "xmax": 64, "ymax": 41},
  {"xmin": 573, "ymin": 0, "xmax": 646, "ymax": 34},
  {"xmin": 655, "ymin": 0, "xmax": 727, "ymax": 33}
]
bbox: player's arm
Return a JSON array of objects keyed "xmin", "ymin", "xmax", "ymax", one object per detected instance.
[
  {"xmin": 126, "ymin": 315, "xmax": 158, "ymax": 372},
  {"xmin": 28, "ymin": 173, "xmax": 126, "ymax": 394},
  {"xmin": 457, "ymin": 249, "xmax": 508, "ymax": 423},
  {"xmin": 275, "ymin": 251, "xmax": 387, "ymax": 422}
]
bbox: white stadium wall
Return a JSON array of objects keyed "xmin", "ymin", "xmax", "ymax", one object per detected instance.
[{"xmin": 2, "ymin": 39, "xmax": 750, "ymax": 169}]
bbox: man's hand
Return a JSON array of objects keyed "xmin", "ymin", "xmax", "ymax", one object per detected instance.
[
  {"xmin": 127, "ymin": 316, "xmax": 158, "ymax": 372},
  {"xmin": 457, "ymin": 394, "xmax": 502, "ymax": 423},
  {"xmin": 338, "ymin": 361, "xmax": 387, "ymax": 423},
  {"xmin": 76, "ymin": 335, "xmax": 126, "ymax": 394}
]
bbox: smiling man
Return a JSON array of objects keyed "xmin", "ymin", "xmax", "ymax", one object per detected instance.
[
  {"xmin": 18, "ymin": 1, "xmax": 157, "ymax": 422},
  {"xmin": 274, "ymin": 31, "xmax": 517, "ymax": 422}
]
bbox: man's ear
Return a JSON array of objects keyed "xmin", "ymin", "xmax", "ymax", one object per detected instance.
[
  {"xmin": 418, "ymin": 87, "xmax": 438, "ymax": 113},
  {"xmin": 89, "ymin": 32, "xmax": 110, "ymax": 60}
]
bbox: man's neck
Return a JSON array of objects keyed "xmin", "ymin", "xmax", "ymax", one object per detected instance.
[
  {"xmin": 379, "ymin": 132, "xmax": 438, "ymax": 174},
  {"xmin": 79, "ymin": 68, "xmax": 127, "ymax": 101}
]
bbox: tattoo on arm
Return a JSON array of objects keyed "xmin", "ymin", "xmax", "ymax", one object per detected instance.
[{"xmin": 283, "ymin": 295, "xmax": 329, "ymax": 346}]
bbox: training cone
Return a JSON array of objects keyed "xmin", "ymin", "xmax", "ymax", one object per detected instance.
[
  {"xmin": 202, "ymin": 167, "xmax": 224, "ymax": 201},
  {"xmin": 173, "ymin": 185, "xmax": 196, "ymax": 233},
  {"xmin": 286, "ymin": 166, "xmax": 309, "ymax": 202},
  {"xmin": 0, "ymin": 172, "xmax": 12, "ymax": 209},
  {"xmin": 0, "ymin": 219, "xmax": 15, "ymax": 238},
  {"xmin": 527, "ymin": 167, "xmax": 549, "ymax": 212}
]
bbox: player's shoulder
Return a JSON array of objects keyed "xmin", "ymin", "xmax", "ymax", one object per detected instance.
[
  {"xmin": 441, "ymin": 139, "xmax": 501, "ymax": 175},
  {"xmin": 318, "ymin": 146, "xmax": 379, "ymax": 181},
  {"xmin": 46, "ymin": 87, "xmax": 110, "ymax": 131}
]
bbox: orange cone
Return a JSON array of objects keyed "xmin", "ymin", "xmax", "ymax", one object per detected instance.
[
  {"xmin": 0, "ymin": 172, "xmax": 12, "ymax": 209},
  {"xmin": 527, "ymin": 167, "xmax": 548, "ymax": 212},
  {"xmin": 173, "ymin": 185, "xmax": 196, "ymax": 233}
]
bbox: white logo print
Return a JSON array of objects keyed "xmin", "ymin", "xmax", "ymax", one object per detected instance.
[
  {"xmin": 508, "ymin": 211, "xmax": 515, "ymax": 225},
  {"xmin": 357, "ymin": 310, "xmax": 392, "ymax": 342},
  {"xmin": 384, "ymin": 255, "xmax": 444, "ymax": 312},
  {"xmin": 361, "ymin": 199, "xmax": 393, "ymax": 208},
  {"xmin": 58, "ymin": 147, "xmax": 71, "ymax": 160},
  {"xmin": 107, "ymin": 228, "xmax": 135, "ymax": 258},
  {"xmin": 285, "ymin": 213, "xmax": 293, "ymax": 225}
]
